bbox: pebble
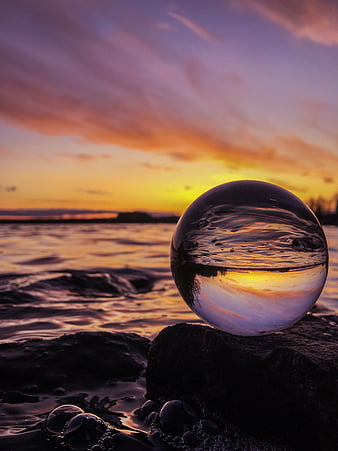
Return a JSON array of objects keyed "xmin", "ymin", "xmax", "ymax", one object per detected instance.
[
  {"xmin": 145, "ymin": 411, "xmax": 157, "ymax": 424},
  {"xmin": 138, "ymin": 399, "xmax": 160, "ymax": 418},
  {"xmin": 183, "ymin": 430, "xmax": 201, "ymax": 447},
  {"xmin": 110, "ymin": 432, "xmax": 153, "ymax": 450},
  {"xmin": 199, "ymin": 419, "xmax": 220, "ymax": 435},
  {"xmin": 158, "ymin": 400, "xmax": 198, "ymax": 436},
  {"xmin": 53, "ymin": 386, "xmax": 66, "ymax": 395}
]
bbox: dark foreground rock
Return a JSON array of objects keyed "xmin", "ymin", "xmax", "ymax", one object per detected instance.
[
  {"xmin": 0, "ymin": 331, "xmax": 149, "ymax": 391},
  {"xmin": 0, "ymin": 331, "xmax": 150, "ymax": 450},
  {"xmin": 146, "ymin": 314, "xmax": 337, "ymax": 450}
]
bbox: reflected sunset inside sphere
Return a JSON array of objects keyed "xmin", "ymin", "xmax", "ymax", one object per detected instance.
[{"xmin": 171, "ymin": 181, "xmax": 328, "ymax": 336}]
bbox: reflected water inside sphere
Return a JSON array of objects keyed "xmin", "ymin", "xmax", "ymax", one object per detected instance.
[{"xmin": 171, "ymin": 181, "xmax": 328, "ymax": 336}]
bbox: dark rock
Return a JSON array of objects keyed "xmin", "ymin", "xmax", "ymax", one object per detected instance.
[
  {"xmin": 146, "ymin": 315, "xmax": 338, "ymax": 450},
  {"xmin": 158, "ymin": 400, "xmax": 198, "ymax": 436},
  {"xmin": 199, "ymin": 419, "xmax": 219, "ymax": 435},
  {"xmin": 183, "ymin": 430, "xmax": 201, "ymax": 447},
  {"xmin": 102, "ymin": 436, "xmax": 115, "ymax": 448},
  {"xmin": 0, "ymin": 331, "xmax": 149, "ymax": 391},
  {"xmin": 111, "ymin": 431, "xmax": 153, "ymax": 450},
  {"xmin": 137, "ymin": 399, "xmax": 160, "ymax": 418},
  {"xmin": 145, "ymin": 411, "xmax": 157, "ymax": 424},
  {"xmin": 0, "ymin": 429, "xmax": 56, "ymax": 451},
  {"xmin": 0, "ymin": 390, "xmax": 39, "ymax": 403},
  {"xmin": 91, "ymin": 445, "xmax": 103, "ymax": 451},
  {"xmin": 53, "ymin": 386, "xmax": 66, "ymax": 395}
]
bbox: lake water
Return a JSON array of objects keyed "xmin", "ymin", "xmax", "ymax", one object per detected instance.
[
  {"xmin": 0, "ymin": 222, "xmax": 337, "ymax": 442},
  {"xmin": 0, "ymin": 223, "xmax": 337, "ymax": 343}
]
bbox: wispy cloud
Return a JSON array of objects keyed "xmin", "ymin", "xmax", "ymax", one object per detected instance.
[
  {"xmin": 243, "ymin": 0, "xmax": 338, "ymax": 45},
  {"xmin": 166, "ymin": 11, "xmax": 217, "ymax": 41},
  {"xmin": 57, "ymin": 153, "xmax": 111, "ymax": 162},
  {"xmin": 267, "ymin": 178, "xmax": 307, "ymax": 193},
  {"xmin": 0, "ymin": 0, "xmax": 336, "ymax": 188},
  {"xmin": 0, "ymin": 185, "xmax": 17, "ymax": 192},
  {"xmin": 302, "ymin": 100, "xmax": 327, "ymax": 112},
  {"xmin": 154, "ymin": 22, "xmax": 173, "ymax": 31},
  {"xmin": 77, "ymin": 189, "xmax": 110, "ymax": 195},
  {"xmin": 140, "ymin": 162, "xmax": 175, "ymax": 171}
]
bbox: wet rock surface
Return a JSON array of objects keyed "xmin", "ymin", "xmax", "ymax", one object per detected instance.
[
  {"xmin": 136, "ymin": 398, "xmax": 290, "ymax": 450},
  {"xmin": 0, "ymin": 331, "xmax": 150, "ymax": 450},
  {"xmin": 0, "ymin": 331, "xmax": 149, "ymax": 390},
  {"xmin": 0, "ymin": 317, "xmax": 337, "ymax": 450},
  {"xmin": 146, "ymin": 314, "xmax": 338, "ymax": 450}
]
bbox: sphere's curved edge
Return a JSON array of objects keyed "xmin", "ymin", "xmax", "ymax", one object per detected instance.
[{"xmin": 170, "ymin": 180, "xmax": 329, "ymax": 337}]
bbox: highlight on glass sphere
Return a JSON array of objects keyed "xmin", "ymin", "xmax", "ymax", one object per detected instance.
[
  {"xmin": 46, "ymin": 404, "xmax": 84, "ymax": 434},
  {"xmin": 170, "ymin": 180, "xmax": 328, "ymax": 336}
]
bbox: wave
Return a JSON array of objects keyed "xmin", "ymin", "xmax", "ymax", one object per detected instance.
[
  {"xmin": 0, "ymin": 267, "xmax": 158, "ymax": 301},
  {"xmin": 16, "ymin": 254, "xmax": 67, "ymax": 266},
  {"xmin": 0, "ymin": 267, "xmax": 162, "ymax": 341}
]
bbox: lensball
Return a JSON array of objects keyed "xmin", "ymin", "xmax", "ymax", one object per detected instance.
[
  {"xmin": 64, "ymin": 413, "xmax": 107, "ymax": 450},
  {"xmin": 170, "ymin": 180, "xmax": 328, "ymax": 336},
  {"xmin": 46, "ymin": 404, "xmax": 84, "ymax": 434}
]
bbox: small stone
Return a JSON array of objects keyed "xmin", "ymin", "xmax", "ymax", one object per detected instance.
[
  {"xmin": 138, "ymin": 399, "xmax": 160, "ymax": 418},
  {"xmin": 158, "ymin": 400, "xmax": 198, "ymax": 436},
  {"xmin": 183, "ymin": 430, "xmax": 201, "ymax": 447},
  {"xmin": 23, "ymin": 384, "xmax": 38, "ymax": 393},
  {"xmin": 204, "ymin": 436, "xmax": 215, "ymax": 446},
  {"xmin": 102, "ymin": 436, "xmax": 114, "ymax": 448},
  {"xmin": 111, "ymin": 432, "xmax": 153, "ymax": 450},
  {"xmin": 200, "ymin": 419, "xmax": 219, "ymax": 435},
  {"xmin": 145, "ymin": 411, "xmax": 157, "ymax": 424},
  {"xmin": 53, "ymin": 387, "xmax": 66, "ymax": 395},
  {"xmin": 91, "ymin": 445, "xmax": 103, "ymax": 451}
]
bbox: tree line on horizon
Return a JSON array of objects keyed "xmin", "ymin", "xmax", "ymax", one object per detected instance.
[{"xmin": 307, "ymin": 193, "xmax": 338, "ymax": 221}]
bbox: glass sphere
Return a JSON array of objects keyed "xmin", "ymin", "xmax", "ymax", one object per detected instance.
[
  {"xmin": 64, "ymin": 413, "xmax": 107, "ymax": 450},
  {"xmin": 171, "ymin": 181, "xmax": 328, "ymax": 336},
  {"xmin": 46, "ymin": 404, "xmax": 84, "ymax": 434}
]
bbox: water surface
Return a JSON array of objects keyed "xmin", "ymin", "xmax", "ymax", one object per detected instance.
[
  {"xmin": 0, "ymin": 223, "xmax": 337, "ymax": 437},
  {"xmin": 0, "ymin": 223, "xmax": 336, "ymax": 342}
]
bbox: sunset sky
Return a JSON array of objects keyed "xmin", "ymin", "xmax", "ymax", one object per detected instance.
[{"xmin": 1, "ymin": 0, "xmax": 337, "ymax": 215}]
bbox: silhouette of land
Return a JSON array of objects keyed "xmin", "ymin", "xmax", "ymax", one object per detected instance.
[
  {"xmin": 318, "ymin": 212, "xmax": 338, "ymax": 226},
  {"xmin": 0, "ymin": 211, "xmax": 180, "ymax": 224},
  {"xmin": 0, "ymin": 210, "xmax": 337, "ymax": 225}
]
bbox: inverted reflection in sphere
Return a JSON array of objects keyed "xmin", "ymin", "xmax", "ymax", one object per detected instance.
[{"xmin": 171, "ymin": 181, "xmax": 328, "ymax": 336}]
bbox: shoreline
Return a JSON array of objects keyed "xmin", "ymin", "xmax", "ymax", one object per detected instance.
[
  {"xmin": 0, "ymin": 211, "xmax": 179, "ymax": 225},
  {"xmin": 0, "ymin": 314, "xmax": 336, "ymax": 450},
  {"xmin": 0, "ymin": 212, "xmax": 337, "ymax": 226}
]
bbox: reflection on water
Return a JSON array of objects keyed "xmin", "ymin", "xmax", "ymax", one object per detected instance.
[
  {"xmin": 0, "ymin": 223, "xmax": 201, "ymax": 342},
  {"xmin": 0, "ymin": 219, "xmax": 336, "ymax": 342},
  {"xmin": 0, "ymin": 219, "xmax": 336, "ymax": 438},
  {"xmin": 171, "ymin": 181, "xmax": 329, "ymax": 335}
]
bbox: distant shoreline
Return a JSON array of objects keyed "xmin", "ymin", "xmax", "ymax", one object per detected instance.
[
  {"xmin": 0, "ymin": 211, "xmax": 180, "ymax": 225},
  {"xmin": 318, "ymin": 213, "xmax": 338, "ymax": 226},
  {"xmin": 0, "ymin": 211, "xmax": 337, "ymax": 226}
]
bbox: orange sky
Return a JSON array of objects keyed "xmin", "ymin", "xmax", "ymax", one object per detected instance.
[{"xmin": 0, "ymin": 0, "xmax": 337, "ymax": 215}]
